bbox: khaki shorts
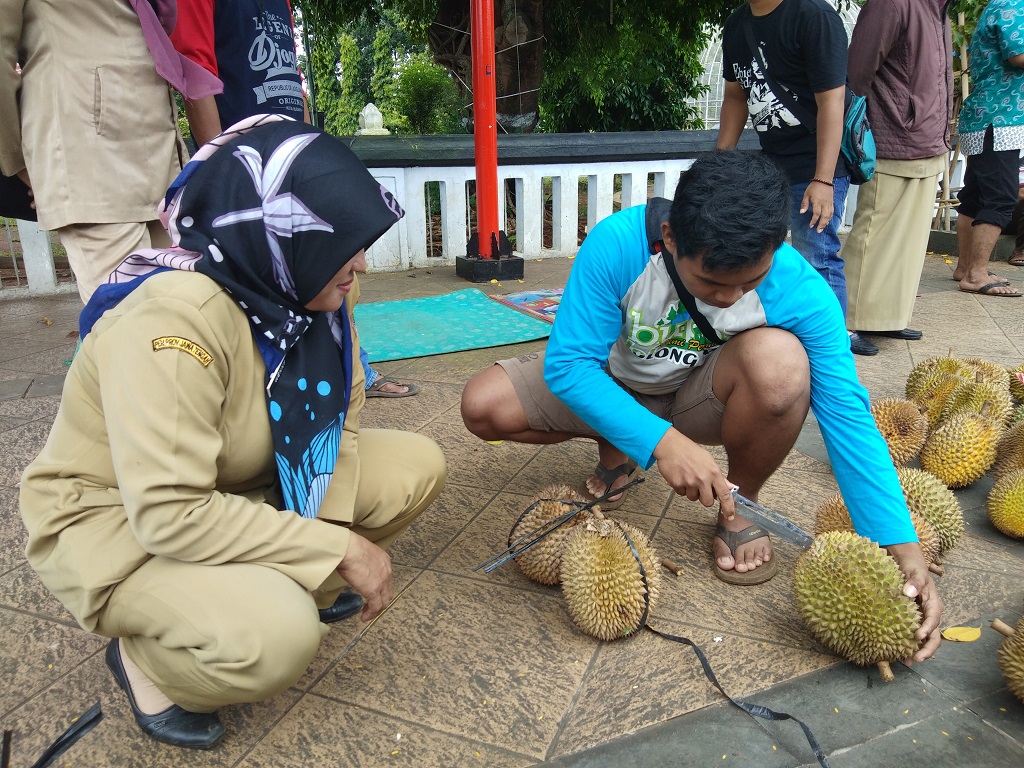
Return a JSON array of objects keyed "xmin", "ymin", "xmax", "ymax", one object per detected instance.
[{"xmin": 497, "ymin": 349, "xmax": 727, "ymax": 445}]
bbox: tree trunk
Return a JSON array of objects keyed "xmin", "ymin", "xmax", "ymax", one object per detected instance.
[{"xmin": 428, "ymin": 0, "xmax": 545, "ymax": 132}]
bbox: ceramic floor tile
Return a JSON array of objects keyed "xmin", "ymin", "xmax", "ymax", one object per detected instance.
[
  {"xmin": 0, "ymin": 486, "xmax": 28, "ymax": 575},
  {"xmin": 0, "ymin": 563, "xmax": 75, "ymax": 625},
  {"xmin": 238, "ymin": 693, "xmax": 535, "ymax": 768},
  {"xmin": 0, "ymin": 394, "xmax": 60, "ymax": 421},
  {"xmin": 291, "ymin": 565, "xmax": 421, "ymax": 691},
  {"xmin": 0, "ymin": 608, "xmax": 105, "ymax": 716},
  {"xmin": 310, "ymin": 570, "xmax": 594, "ymax": 759},
  {"xmin": 0, "ymin": 378, "xmax": 31, "ymax": 401},
  {"xmin": 0, "ymin": 651, "xmax": 303, "ymax": 768},
  {"xmin": 648, "ymin": 518, "xmax": 818, "ymax": 650},
  {"xmin": 385, "ymin": 340, "xmax": 547, "ymax": 386},
  {"xmin": 417, "ymin": 418, "xmax": 543, "ymax": 491},
  {"xmin": 928, "ymin": 564, "xmax": 1023, "ymax": 627},
  {"xmin": 550, "ymin": 620, "xmax": 836, "ymax": 759},
  {"xmin": 0, "ymin": 419, "xmax": 51, "ymax": 485},
  {"xmin": 358, "ymin": 381, "xmax": 463, "ymax": 433},
  {"xmin": 388, "ymin": 482, "xmax": 497, "ymax": 569}
]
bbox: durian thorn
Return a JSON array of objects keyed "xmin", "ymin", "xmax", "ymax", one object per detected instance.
[
  {"xmin": 991, "ymin": 618, "xmax": 1016, "ymax": 638},
  {"xmin": 980, "ymin": 401, "xmax": 993, "ymax": 418},
  {"xmin": 975, "ymin": 371, "xmax": 984, "ymax": 384},
  {"xmin": 927, "ymin": 563, "xmax": 944, "ymax": 576},
  {"xmin": 948, "ymin": 347, "xmax": 956, "ymax": 358},
  {"xmin": 877, "ymin": 661, "xmax": 895, "ymax": 683},
  {"xmin": 660, "ymin": 557, "xmax": 683, "ymax": 576}
]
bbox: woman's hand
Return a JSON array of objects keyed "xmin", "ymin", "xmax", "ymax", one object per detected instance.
[{"xmin": 336, "ymin": 532, "xmax": 393, "ymax": 621}]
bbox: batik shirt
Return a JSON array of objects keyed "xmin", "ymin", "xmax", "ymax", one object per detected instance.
[
  {"xmin": 543, "ymin": 201, "xmax": 916, "ymax": 546},
  {"xmin": 957, "ymin": 0, "xmax": 1024, "ymax": 154}
]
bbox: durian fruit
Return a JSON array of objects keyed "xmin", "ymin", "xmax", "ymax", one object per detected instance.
[
  {"xmin": 895, "ymin": 467, "xmax": 964, "ymax": 554},
  {"xmin": 937, "ymin": 373, "xmax": 1013, "ymax": 426},
  {"xmin": 814, "ymin": 493, "xmax": 852, "ymax": 535},
  {"xmin": 962, "ymin": 357, "xmax": 1011, "ymax": 391},
  {"xmin": 1008, "ymin": 363, "xmax": 1024, "ymax": 402},
  {"xmin": 905, "ymin": 352, "xmax": 969, "ymax": 400},
  {"xmin": 991, "ymin": 618, "xmax": 1024, "ymax": 703},
  {"xmin": 561, "ymin": 516, "xmax": 660, "ymax": 640},
  {"xmin": 919, "ymin": 406, "xmax": 1001, "ymax": 487},
  {"xmin": 813, "ymin": 491, "xmax": 942, "ymax": 568},
  {"xmin": 509, "ymin": 485, "xmax": 592, "ymax": 585},
  {"xmin": 1011, "ymin": 404, "xmax": 1024, "ymax": 427},
  {"xmin": 871, "ymin": 398, "xmax": 928, "ymax": 465},
  {"xmin": 988, "ymin": 469, "xmax": 1024, "ymax": 539},
  {"xmin": 794, "ymin": 531, "xmax": 921, "ymax": 682},
  {"xmin": 994, "ymin": 422, "xmax": 1024, "ymax": 481},
  {"xmin": 912, "ymin": 372, "xmax": 969, "ymax": 431}
]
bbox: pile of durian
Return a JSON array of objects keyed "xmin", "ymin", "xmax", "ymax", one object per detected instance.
[
  {"xmin": 992, "ymin": 617, "xmax": 1024, "ymax": 703},
  {"xmin": 878, "ymin": 352, "xmax": 1024, "ymax": 538},
  {"xmin": 509, "ymin": 485, "xmax": 660, "ymax": 641}
]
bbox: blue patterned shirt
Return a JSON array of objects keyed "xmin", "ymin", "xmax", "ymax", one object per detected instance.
[{"xmin": 958, "ymin": 0, "xmax": 1024, "ymax": 154}]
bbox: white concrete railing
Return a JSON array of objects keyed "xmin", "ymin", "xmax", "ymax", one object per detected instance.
[{"xmin": 2, "ymin": 151, "xmax": 967, "ymax": 295}]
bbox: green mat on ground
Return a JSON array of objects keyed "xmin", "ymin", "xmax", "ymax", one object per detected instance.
[{"xmin": 354, "ymin": 288, "xmax": 552, "ymax": 363}]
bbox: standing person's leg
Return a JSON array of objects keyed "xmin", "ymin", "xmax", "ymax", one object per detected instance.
[
  {"xmin": 953, "ymin": 131, "xmax": 1021, "ymax": 296},
  {"xmin": 789, "ymin": 177, "xmax": 851, "ymax": 315},
  {"xmin": 1009, "ymin": 196, "xmax": 1024, "ymax": 266},
  {"xmin": 59, "ymin": 219, "xmax": 170, "ymax": 303},
  {"xmin": 846, "ymin": 157, "xmax": 944, "ymax": 336}
]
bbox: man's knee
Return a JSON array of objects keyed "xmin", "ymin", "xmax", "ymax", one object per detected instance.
[
  {"xmin": 461, "ymin": 364, "xmax": 517, "ymax": 439},
  {"xmin": 729, "ymin": 330, "xmax": 810, "ymax": 416}
]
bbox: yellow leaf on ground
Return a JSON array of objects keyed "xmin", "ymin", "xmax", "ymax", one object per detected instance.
[{"xmin": 941, "ymin": 626, "xmax": 982, "ymax": 642}]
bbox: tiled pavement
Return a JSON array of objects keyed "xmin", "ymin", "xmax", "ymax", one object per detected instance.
[{"xmin": 1, "ymin": 253, "xmax": 1023, "ymax": 767}]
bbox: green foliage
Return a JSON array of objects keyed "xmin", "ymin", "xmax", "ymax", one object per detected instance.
[
  {"xmin": 539, "ymin": 2, "xmax": 724, "ymax": 132},
  {"xmin": 388, "ymin": 53, "xmax": 465, "ymax": 133},
  {"xmin": 948, "ymin": 0, "xmax": 989, "ymax": 55}
]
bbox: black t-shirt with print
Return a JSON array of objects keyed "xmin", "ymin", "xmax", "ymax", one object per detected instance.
[
  {"xmin": 722, "ymin": 0, "xmax": 849, "ymax": 184},
  {"xmin": 214, "ymin": 0, "xmax": 306, "ymax": 128}
]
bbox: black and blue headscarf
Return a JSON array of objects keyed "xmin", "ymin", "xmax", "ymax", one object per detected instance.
[{"xmin": 81, "ymin": 115, "xmax": 404, "ymax": 518}]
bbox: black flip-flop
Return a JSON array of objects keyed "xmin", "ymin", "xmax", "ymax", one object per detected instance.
[{"xmin": 959, "ymin": 281, "xmax": 1022, "ymax": 298}]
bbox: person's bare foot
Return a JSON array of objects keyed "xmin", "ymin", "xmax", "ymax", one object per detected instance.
[
  {"xmin": 584, "ymin": 461, "xmax": 637, "ymax": 509},
  {"xmin": 712, "ymin": 512, "xmax": 773, "ymax": 574},
  {"xmin": 951, "ymin": 268, "xmax": 1009, "ymax": 284}
]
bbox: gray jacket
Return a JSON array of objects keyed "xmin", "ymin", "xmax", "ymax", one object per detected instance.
[{"xmin": 848, "ymin": 0, "xmax": 953, "ymax": 160}]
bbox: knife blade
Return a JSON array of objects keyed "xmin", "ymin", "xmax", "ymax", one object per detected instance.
[{"xmin": 730, "ymin": 488, "xmax": 815, "ymax": 549}]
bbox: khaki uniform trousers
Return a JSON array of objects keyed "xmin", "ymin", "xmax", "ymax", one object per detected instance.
[
  {"xmin": 58, "ymin": 220, "xmax": 172, "ymax": 303},
  {"xmin": 844, "ymin": 155, "xmax": 946, "ymax": 331},
  {"xmin": 93, "ymin": 429, "xmax": 446, "ymax": 712}
]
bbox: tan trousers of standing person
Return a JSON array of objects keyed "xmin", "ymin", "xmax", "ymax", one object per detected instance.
[
  {"xmin": 91, "ymin": 429, "xmax": 447, "ymax": 713},
  {"xmin": 59, "ymin": 220, "xmax": 172, "ymax": 302},
  {"xmin": 844, "ymin": 155, "xmax": 946, "ymax": 332}
]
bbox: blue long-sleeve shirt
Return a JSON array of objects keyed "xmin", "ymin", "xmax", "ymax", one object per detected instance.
[{"xmin": 543, "ymin": 202, "xmax": 916, "ymax": 547}]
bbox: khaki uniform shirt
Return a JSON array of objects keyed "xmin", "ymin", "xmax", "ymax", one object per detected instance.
[{"xmin": 20, "ymin": 270, "xmax": 366, "ymax": 631}]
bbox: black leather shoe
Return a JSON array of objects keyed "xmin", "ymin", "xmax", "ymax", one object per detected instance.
[
  {"xmin": 860, "ymin": 328, "xmax": 923, "ymax": 340},
  {"xmin": 318, "ymin": 588, "xmax": 364, "ymax": 623},
  {"xmin": 105, "ymin": 639, "xmax": 225, "ymax": 749},
  {"xmin": 849, "ymin": 332, "xmax": 879, "ymax": 356}
]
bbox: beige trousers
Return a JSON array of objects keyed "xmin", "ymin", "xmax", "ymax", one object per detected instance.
[
  {"xmin": 844, "ymin": 155, "xmax": 946, "ymax": 331},
  {"xmin": 94, "ymin": 429, "xmax": 447, "ymax": 712},
  {"xmin": 58, "ymin": 220, "xmax": 172, "ymax": 303}
]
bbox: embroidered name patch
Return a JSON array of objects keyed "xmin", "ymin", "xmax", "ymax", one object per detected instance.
[{"xmin": 152, "ymin": 336, "xmax": 214, "ymax": 367}]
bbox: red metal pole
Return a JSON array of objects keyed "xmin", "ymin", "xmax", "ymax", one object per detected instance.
[{"xmin": 470, "ymin": 0, "xmax": 499, "ymax": 259}]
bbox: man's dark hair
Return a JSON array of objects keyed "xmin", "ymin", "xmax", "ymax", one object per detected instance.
[{"xmin": 668, "ymin": 150, "xmax": 791, "ymax": 272}]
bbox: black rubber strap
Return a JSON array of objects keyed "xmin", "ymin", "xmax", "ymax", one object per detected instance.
[
  {"xmin": 662, "ymin": 255, "xmax": 726, "ymax": 347},
  {"xmin": 645, "ymin": 625, "xmax": 831, "ymax": 767},
  {"xmin": 27, "ymin": 703, "xmax": 103, "ymax": 768}
]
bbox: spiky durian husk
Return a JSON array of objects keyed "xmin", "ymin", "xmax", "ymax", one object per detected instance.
[
  {"xmin": 871, "ymin": 398, "xmax": 928, "ymax": 465},
  {"xmin": 912, "ymin": 372, "xmax": 970, "ymax": 431},
  {"xmin": 794, "ymin": 531, "xmax": 920, "ymax": 668},
  {"xmin": 1011, "ymin": 404, "xmax": 1024, "ymax": 427},
  {"xmin": 814, "ymin": 494, "xmax": 852, "ymax": 535},
  {"xmin": 919, "ymin": 411, "xmax": 1001, "ymax": 488},
  {"xmin": 997, "ymin": 618, "xmax": 1024, "ymax": 703},
  {"xmin": 906, "ymin": 355, "xmax": 969, "ymax": 400},
  {"xmin": 814, "ymin": 490, "xmax": 941, "ymax": 564},
  {"xmin": 896, "ymin": 467, "xmax": 964, "ymax": 554},
  {"xmin": 561, "ymin": 517, "xmax": 660, "ymax": 641},
  {"xmin": 1008, "ymin": 364, "xmax": 1024, "ymax": 403},
  {"xmin": 509, "ymin": 485, "xmax": 591, "ymax": 585},
  {"xmin": 988, "ymin": 469, "xmax": 1024, "ymax": 539},
  {"xmin": 938, "ymin": 379, "xmax": 1013, "ymax": 426},
  {"xmin": 962, "ymin": 357, "xmax": 1011, "ymax": 391},
  {"xmin": 995, "ymin": 422, "xmax": 1024, "ymax": 480}
]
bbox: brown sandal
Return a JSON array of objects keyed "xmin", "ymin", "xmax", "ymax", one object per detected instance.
[
  {"xmin": 580, "ymin": 460, "xmax": 638, "ymax": 511},
  {"xmin": 366, "ymin": 376, "xmax": 420, "ymax": 397},
  {"xmin": 712, "ymin": 524, "xmax": 777, "ymax": 586}
]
